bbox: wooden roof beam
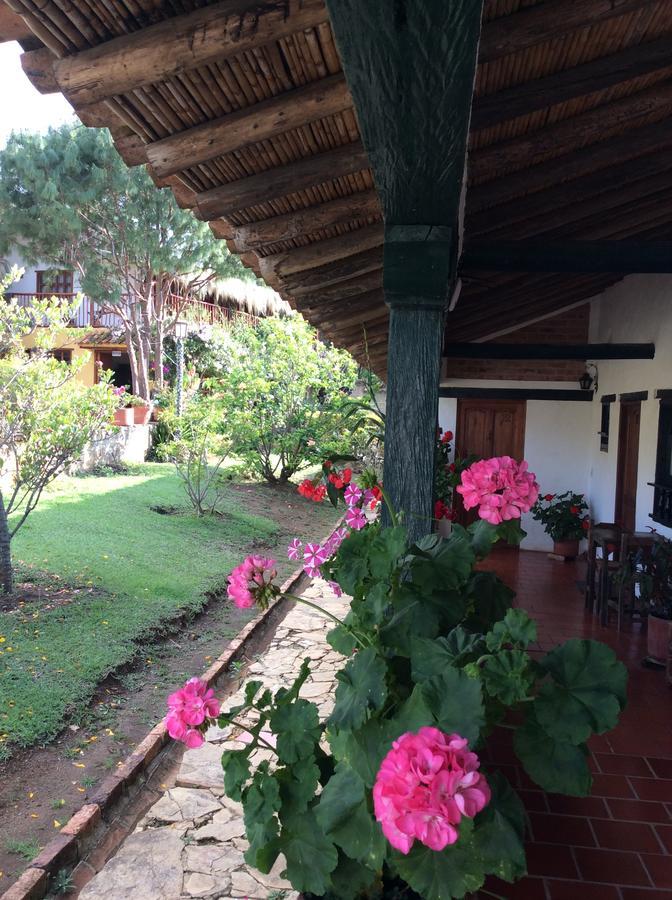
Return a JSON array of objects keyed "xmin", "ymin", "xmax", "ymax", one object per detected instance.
[
  {"xmin": 479, "ymin": 0, "xmax": 653, "ymax": 63},
  {"xmin": 443, "ymin": 342, "xmax": 656, "ymax": 360},
  {"xmin": 467, "ymin": 116, "xmax": 672, "ymax": 213},
  {"xmin": 470, "ymin": 82, "xmax": 672, "ymax": 184},
  {"xmin": 260, "ymin": 222, "xmax": 382, "ymax": 280},
  {"xmin": 145, "ymin": 74, "xmax": 351, "ymax": 178},
  {"xmin": 234, "ymin": 189, "xmax": 380, "ymax": 249},
  {"xmin": 295, "ymin": 270, "xmax": 383, "ymax": 307},
  {"xmin": 472, "ymin": 35, "xmax": 672, "ymax": 131},
  {"xmin": 195, "ymin": 140, "xmax": 370, "ymax": 219},
  {"xmin": 281, "ymin": 246, "xmax": 383, "ymax": 295},
  {"xmin": 29, "ymin": 0, "xmax": 328, "ymax": 106}
]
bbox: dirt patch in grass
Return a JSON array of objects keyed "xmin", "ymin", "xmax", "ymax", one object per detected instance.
[{"xmin": 0, "ymin": 477, "xmax": 338, "ymax": 887}]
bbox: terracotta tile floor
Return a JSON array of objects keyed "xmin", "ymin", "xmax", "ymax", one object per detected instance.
[{"xmin": 481, "ymin": 550, "xmax": 672, "ymax": 899}]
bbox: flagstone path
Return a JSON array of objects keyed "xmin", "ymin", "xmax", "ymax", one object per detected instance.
[{"xmin": 79, "ymin": 581, "xmax": 349, "ymax": 900}]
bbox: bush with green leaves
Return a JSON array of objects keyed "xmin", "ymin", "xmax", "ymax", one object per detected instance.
[
  {"xmin": 158, "ymin": 392, "xmax": 237, "ymax": 516},
  {"xmin": 168, "ymin": 485, "xmax": 627, "ymax": 899},
  {"xmin": 214, "ymin": 317, "xmax": 359, "ymax": 483}
]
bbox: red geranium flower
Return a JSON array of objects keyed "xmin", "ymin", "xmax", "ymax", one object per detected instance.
[
  {"xmin": 582, "ymin": 518, "xmax": 590, "ymax": 530},
  {"xmin": 323, "ymin": 460, "xmax": 332, "ymax": 469},
  {"xmin": 342, "ymin": 468, "xmax": 353, "ymax": 485},
  {"xmin": 544, "ymin": 494, "xmax": 555, "ymax": 502},
  {"xmin": 570, "ymin": 506, "xmax": 579, "ymax": 515},
  {"xmin": 441, "ymin": 430, "xmax": 454, "ymax": 444}
]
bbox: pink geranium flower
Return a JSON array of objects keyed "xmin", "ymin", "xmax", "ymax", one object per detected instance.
[
  {"xmin": 165, "ymin": 677, "xmax": 220, "ymax": 748},
  {"xmin": 373, "ymin": 727, "xmax": 490, "ymax": 854},
  {"xmin": 327, "ymin": 580, "xmax": 343, "ymax": 598},
  {"xmin": 456, "ymin": 456, "xmax": 539, "ymax": 525},
  {"xmin": 345, "ymin": 507, "xmax": 367, "ymax": 531},
  {"xmin": 287, "ymin": 538, "xmax": 303, "ymax": 561},
  {"xmin": 227, "ymin": 556, "xmax": 278, "ymax": 609},
  {"xmin": 303, "ymin": 542, "xmax": 327, "ymax": 576}
]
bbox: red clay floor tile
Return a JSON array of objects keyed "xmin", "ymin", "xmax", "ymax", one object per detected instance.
[
  {"xmin": 545, "ymin": 880, "xmax": 621, "ymax": 900},
  {"xmin": 606, "ymin": 798, "xmax": 672, "ymax": 824},
  {"xmin": 640, "ymin": 853, "xmax": 672, "ymax": 889},
  {"xmin": 573, "ymin": 847, "xmax": 651, "ymax": 886},
  {"xmin": 591, "ymin": 818, "xmax": 661, "ymax": 853}
]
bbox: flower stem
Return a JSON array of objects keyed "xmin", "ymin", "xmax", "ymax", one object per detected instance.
[
  {"xmin": 228, "ymin": 718, "xmax": 277, "ymax": 753},
  {"xmin": 284, "ymin": 592, "xmax": 369, "ymax": 648}
]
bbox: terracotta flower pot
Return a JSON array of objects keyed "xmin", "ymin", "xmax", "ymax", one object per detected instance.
[
  {"xmin": 113, "ymin": 407, "xmax": 134, "ymax": 426},
  {"xmin": 132, "ymin": 404, "xmax": 152, "ymax": 425},
  {"xmin": 552, "ymin": 538, "xmax": 580, "ymax": 559},
  {"xmin": 647, "ymin": 613, "xmax": 672, "ymax": 664}
]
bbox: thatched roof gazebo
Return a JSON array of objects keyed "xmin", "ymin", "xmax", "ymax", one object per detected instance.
[{"xmin": 2, "ymin": 0, "xmax": 672, "ymax": 533}]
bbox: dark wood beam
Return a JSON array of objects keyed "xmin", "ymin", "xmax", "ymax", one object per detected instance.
[
  {"xmin": 195, "ymin": 140, "xmax": 370, "ymax": 219},
  {"xmin": 41, "ymin": 0, "xmax": 328, "ymax": 105},
  {"xmin": 439, "ymin": 387, "xmax": 594, "ymax": 401},
  {"xmin": 282, "ymin": 247, "xmax": 383, "ymax": 296},
  {"xmin": 461, "ymin": 241, "xmax": 672, "ymax": 274},
  {"xmin": 467, "ymin": 117, "xmax": 672, "ymax": 214},
  {"xmin": 470, "ymin": 83, "xmax": 672, "ymax": 185},
  {"xmin": 470, "ymin": 163, "xmax": 672, "ymax": 242},
  {"xmin": 146, "ymin": 74, "xmax": 352, "ymax": 178},
  {"xmin": 260, "ymin": 223, "xmax": 382, "ymax": 280},
  {"xmin": 479, "ymin": 0, "xmax": 652, "ymax": 63},
  {"xmin": 234, "ymin": 189, "xmax": 380, "ymax": 249},
  {"xmin": 472, "ymin": 36, "xmax": 672, "ymax": 131},
  {"xmin": 296, "ymin": 271, "xmax": 383, "ymax": 307},
  {"xmin": 443, "ymin": 342, "xmax": 656, "ymax": 360}
]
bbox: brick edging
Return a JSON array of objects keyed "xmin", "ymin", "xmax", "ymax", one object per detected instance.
[{"xmin": 0, "ymin": 532, "xmax": 330, "ymax": 900}]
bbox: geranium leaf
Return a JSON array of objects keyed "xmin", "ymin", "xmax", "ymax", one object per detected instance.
[
  {"xmin": 369, "ymin": 526, "xmax": 408, "ymax": 578},
  {"xmin": 513, "ymin": 713, "xmax": 592, "ymax": 796},
  {"xmin": 468, "ymin": 518, "xmax": 501, "ymax": 558},
  {"xmin": 482, "ymin": 650, "xmax": 536, "ymax": 705},
  {"xmin": 421, "ymin": 668, "xmax": 485, "ymax": 744},
  {"xmin": 391, "ymin": 821, "xmax": 485, "ymax": 900},
  {"xmin": 221, "ymin": 748, "xmax": 251, "ymax": 801},
  {"xmin": 327, "ymin": 852, "xmax": 378, "ymax": 900},
  {"xmin": 280, "ymin": 810, "xmax": 339, "ymax": 895},
  {"xmin": 315, "ymin": 764, "xmax": 365, "ymax": 834},
  {"xmin": 243, "ymin": 765, "xmax": 281, "ymax": 872},
  {"xmin": 534, "ymin": 639, "xmax": 627, "ymax": 744},
  {"xmin": 466, "ymin": 572, "xmax": 515, "ymax": 632},
  {"xmin": 269, "ymin": 698, "xmax": 320, "ymax": 763},
  {"xmin": 410, "ymin": 628, "xmax": 484, "ymax": 681},
  {"xmin": 473, "ymin": 772, "xmax": 527, "ymax": 883},
  {"xmin": 329, "ymin": 648, "xmax": 387, "ymax": 730},
  {"xmin": 486, "ymin": 609, "xmax": 537, "ymax": 651},
  {"xmin": 276, "ymin": 760, "xmax": 320, "ymax": 816},
  {"xmin": 328, "ymin": 719, "xmax": 390, "ymax": 788},
  {"xmin": 327, "ymin": 623, "xmax": 357, "ymax": 657}
]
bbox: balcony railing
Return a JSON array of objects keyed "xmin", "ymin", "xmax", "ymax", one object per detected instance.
[
  {"xmin": 5, "ymin": 291, "xmax": 259, "ymax": 331},
  {"xmin": 649, "ymin": 482, "xmax": 672, "ymax": 528}
]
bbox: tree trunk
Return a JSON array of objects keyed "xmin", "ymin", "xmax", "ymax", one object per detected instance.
[{"xmin": 0, "ymin": 493, "xmax": 14, "ymax": 595}]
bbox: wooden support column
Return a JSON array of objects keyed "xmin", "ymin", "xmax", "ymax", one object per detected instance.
[{"xmin": 326, "ymin": 0, "xmax": 483, "ymax": 539}]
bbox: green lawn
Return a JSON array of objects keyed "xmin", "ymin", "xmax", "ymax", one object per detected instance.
[{"xmin": 0, "ymin": 464, "xmax": 284, "ymax": 759}]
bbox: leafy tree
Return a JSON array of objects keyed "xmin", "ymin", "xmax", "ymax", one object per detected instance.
[
  {"xmin": 0, "ymin": 272, "xmax": 117, "ymax": 593},
  {"xmin": 0, "ymin": 123, "xmax": 250, "ymax": 399},
  {"xmin": 215, "ymin": 317, "xmax": 359, "ymax": 483}
]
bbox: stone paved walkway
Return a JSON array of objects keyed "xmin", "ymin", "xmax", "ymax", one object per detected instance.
[{"xmin": 79, "ymin": 581, "xmax": 348, "ymax": 900}]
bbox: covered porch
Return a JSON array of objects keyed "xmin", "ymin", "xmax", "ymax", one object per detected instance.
[{"xmin": 2, "ymin": 0, "xmax": 672, "ymax": 897}]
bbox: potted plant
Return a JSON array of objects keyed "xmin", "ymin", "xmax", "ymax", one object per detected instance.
[
  {"xmin": 126, "ymin": 392, "xmax": 153, "ymax": 425},
  {"xmin": 532, "ymin": 491, "xmax": 590, "ymax": 559},
  {"xmin": 434, "ymin": 428, "xmax": 456, "ymax": 537},
  {"xmin": 164, "ymin": 457, "xmax": 627, "ymax": 900},
  {"xmin": 111, "ymin": 386, "xmax": 133, "ymax": 426}
]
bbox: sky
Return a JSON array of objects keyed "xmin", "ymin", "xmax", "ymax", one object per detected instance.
[{"xmin": 0, "ymin": 41, "xmax": 75, "ymax": 149}]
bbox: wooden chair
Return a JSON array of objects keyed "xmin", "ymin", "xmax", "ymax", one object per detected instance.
[
  {"xmin": 615, "ymin": 532, "xmax": 662, "ymax": 631},
  {"xmin": 585, "ymin": 523, "xmax": 622, "ymax": 618}
]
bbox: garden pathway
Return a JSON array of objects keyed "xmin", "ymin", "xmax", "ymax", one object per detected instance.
[{"xmin": 78, "ymin": 581, "xmax": 349, "ymax": 900}]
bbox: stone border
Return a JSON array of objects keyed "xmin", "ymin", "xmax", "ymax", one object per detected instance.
[{"xmin": 0, "ymin": 557, "xmax": 313, "ymax": 900}]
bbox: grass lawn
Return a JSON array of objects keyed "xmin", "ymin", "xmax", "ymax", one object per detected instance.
[{"xmin": 0, "ymin": 463, "xmax": 322, "ymax": 759}]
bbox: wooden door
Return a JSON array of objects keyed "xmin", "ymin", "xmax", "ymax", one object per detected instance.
[
  {"xmin": 615, "ymin": 401, "xmax": 641, "ymax": 531},
  {"xmin": 455, "ymin": 399, "xmax": 526, "ymax": 525}
]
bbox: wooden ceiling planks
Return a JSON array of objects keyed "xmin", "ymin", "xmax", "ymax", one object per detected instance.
[{"xmin": 3, "ymin": 0, "xmax": 672, "ymax": 366}]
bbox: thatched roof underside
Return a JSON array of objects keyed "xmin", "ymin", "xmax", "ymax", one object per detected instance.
[{"xmin": 2, "ymin": 0, "xmax": 672, "ymax": 373}]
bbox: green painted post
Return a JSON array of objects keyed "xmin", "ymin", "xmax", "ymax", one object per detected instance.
[{"xmin": 326, "ymin": 0, "xmax": 484, "ymax": 538}]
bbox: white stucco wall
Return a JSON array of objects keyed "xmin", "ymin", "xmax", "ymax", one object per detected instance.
[
  {"xmin": 2, "ymin": 246, "xmax": 82, "ymax": 293},
  {"xmin": 586, "ymin": 274, "xmax": 672, "ymax": 541}
]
